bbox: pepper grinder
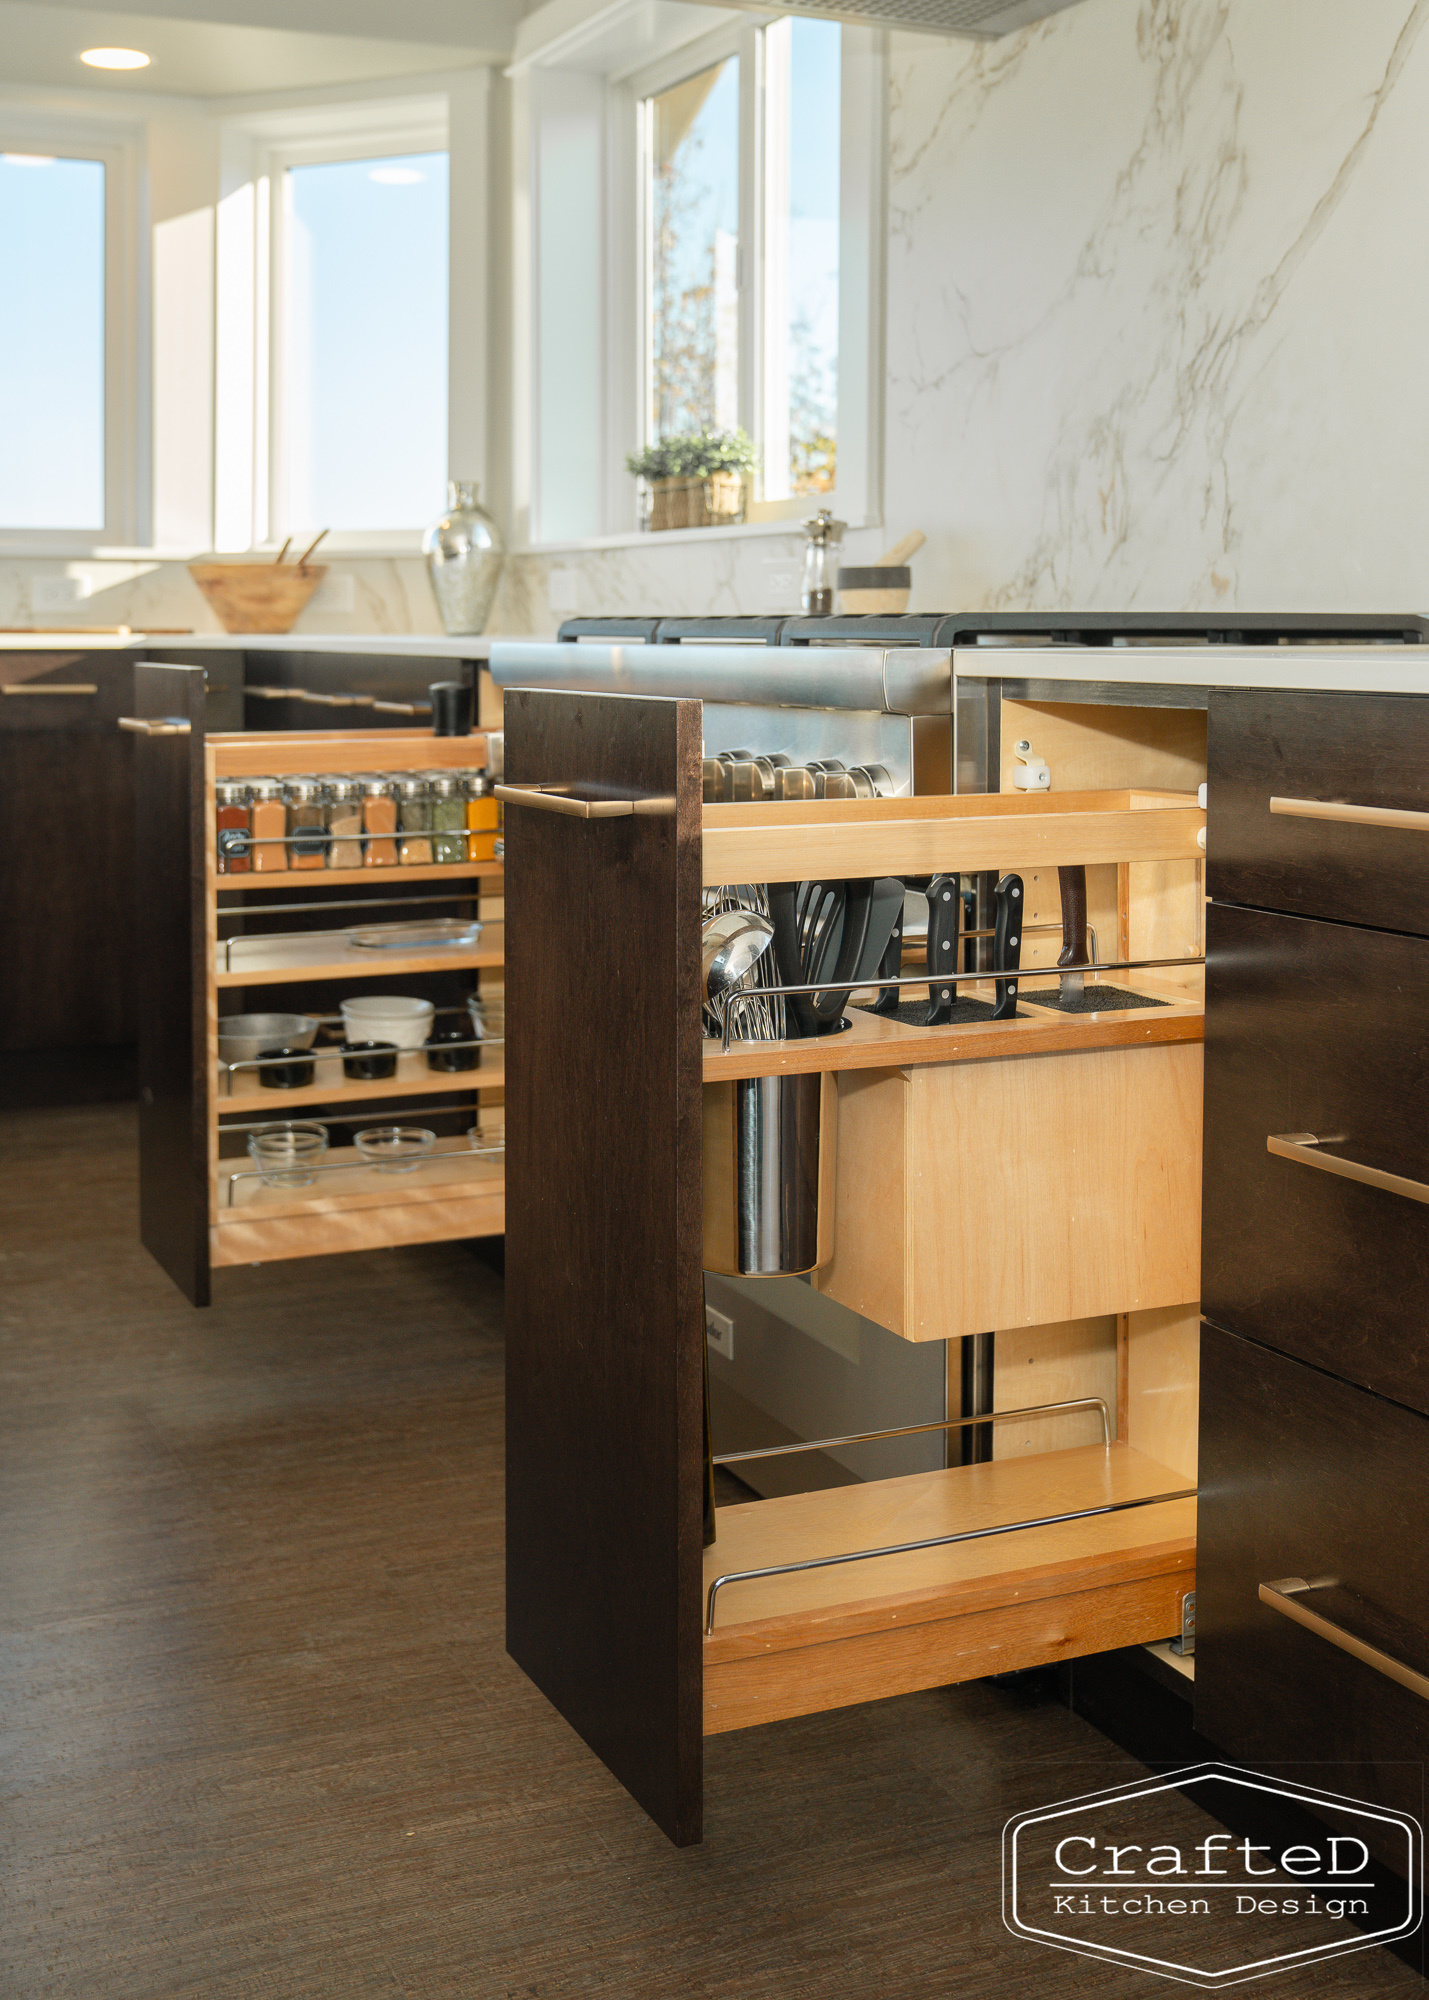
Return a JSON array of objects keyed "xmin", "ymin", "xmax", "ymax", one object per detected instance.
[{"xmin": 800, "ymin": 508, "xmax": 846, "ymax": 615}]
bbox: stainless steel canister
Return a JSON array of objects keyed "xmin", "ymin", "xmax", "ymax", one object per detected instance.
[{"xmin": 702, "ymin": 1071, "xmax": 834, "ymax": 1277}]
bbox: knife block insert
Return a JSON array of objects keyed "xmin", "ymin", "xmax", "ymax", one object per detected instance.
[{"xmin": 1021, "ymin": 984, "xmax": 1171, "ymax": 1013}]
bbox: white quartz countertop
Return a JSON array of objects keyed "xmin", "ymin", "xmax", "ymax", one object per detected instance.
[{"xmin": 0, "ymin": 631, "xmax": 551, "ymax": 656}]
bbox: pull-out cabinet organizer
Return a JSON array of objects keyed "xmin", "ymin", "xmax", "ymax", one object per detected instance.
[
  {"xmin": 133, "ymin": 662, "xmax": 505, "ymax": 1306},
  {"xmin": 502, "ymin": 688, "xmax": 1207, "ymax": 1846}
]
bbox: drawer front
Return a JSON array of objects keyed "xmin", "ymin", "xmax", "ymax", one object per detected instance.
[
  {"xmin": 0, "ymin": 650, "xmax": 138, "ymax": 732},
  {"xmin": 1202, "ymin": 901, "xmax": 1429, "ymax": 1411},
  {"xmin": 1208, "ymin": 689, "xmax": 1429, "ymax": 934},
  {"xmin": 1197, "ymin": 1321, "xmax": 1429, "ymax": 1833}
]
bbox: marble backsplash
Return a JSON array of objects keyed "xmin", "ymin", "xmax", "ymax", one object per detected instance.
[{"xmin": 9, "ymin": 0, "xmax": 1426, "ymax": 632}]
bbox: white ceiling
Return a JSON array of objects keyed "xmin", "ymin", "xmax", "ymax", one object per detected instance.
[{"xmin": 0, "ymin": 0, "xmax": 524, "ymax": 97}]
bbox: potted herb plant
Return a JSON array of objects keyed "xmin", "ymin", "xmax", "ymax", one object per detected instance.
[{"xmin": 626, "ymin": 428, "xmax": 760, "ymax": 531}]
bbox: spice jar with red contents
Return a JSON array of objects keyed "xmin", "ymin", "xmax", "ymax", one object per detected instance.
[{"xmin": 249, "ymin": 779, "xmax": 288, "ymax": 873}]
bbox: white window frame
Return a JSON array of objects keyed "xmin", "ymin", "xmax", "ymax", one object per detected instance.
[
  {"xmin": 0, "ymin": 117, "xmax": 142, "ymax": 552},
  {"xmin": 518, "ymin": 15, "xmax": 885, "ymax": 550}
]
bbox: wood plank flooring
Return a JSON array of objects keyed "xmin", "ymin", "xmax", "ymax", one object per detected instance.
[{"xmin": 0, "ymin": 1104, "xmax": 1421, "ymax": 1998}]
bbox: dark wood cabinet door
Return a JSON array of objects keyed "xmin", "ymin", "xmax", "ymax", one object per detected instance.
[
  {"xmin": 503, "ymin": 688, "xmax": 705, "ymax": 1847},
  {"xmin": 133, "ymin": 664, "xmax": 210, "ymax": 1308},
  {"xmin": 1208, "ymin": 689, "xmax": 1429, "ymax": 934},
  {"xmin": 0, "ymin": 650, "xmax": 142, "ymax": 1053},
  {"xmin": 1197, "ymin": 1321, "xmax": 1429, "ymax": 1845},
  {"xmin": 1202, "ymin": 901, "xmax": 1429, "ymax": 1411}
]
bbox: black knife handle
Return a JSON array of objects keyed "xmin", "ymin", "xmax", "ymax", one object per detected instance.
[
  {"xmin": 924, "ymin": 874, "xmax": 962, "ymax": 1025},
  {"xmin": 1057, "ymin": 864, "xmax": 1090, "ymax": 968},
  {"xmin": 992, "ymin": 872, "xmax": 1024, "ymax": 1021}
]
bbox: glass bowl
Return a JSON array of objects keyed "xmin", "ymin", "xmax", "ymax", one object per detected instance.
[
  {"xmin": 354, "ymin": 1126, "xmax": 436, "ymax": 1174},
  {"xmin": 247, "ymin": 1122, "xmax": 329, "ymax": 1187}
]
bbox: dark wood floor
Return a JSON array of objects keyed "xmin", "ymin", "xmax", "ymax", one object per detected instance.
[{"xmin": 1, "ymin": 1104, "xmax": 1420, "ymax": 1998}]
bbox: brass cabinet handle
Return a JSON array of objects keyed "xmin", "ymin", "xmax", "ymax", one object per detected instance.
[
  {"xmin": 117, "ymin": 715, "xmax": 192, "ymax": 736},
  {"xmin": 495, "ymin": 783, "xmax": 675, "ymax": 820},
  {"xmin": 3, "ymin": 682, "xmax": 98, "ymax": 696},
  {"xmin": 1270, "ymin": 794, "xmax": 1429, "ymax": 833},
  {"xmin": 1267, "ymin": 1132, "xmax": 1429, "ymax": 1208},
  {"xmin": 1260, "ymin": 1578, "xmax": 1429, "ymax": 1703}
]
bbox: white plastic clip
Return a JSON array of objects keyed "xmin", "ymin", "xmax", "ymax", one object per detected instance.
[{"xmin": 1012, "ymin": 739, "xmax": 1050, "ymax": 791}]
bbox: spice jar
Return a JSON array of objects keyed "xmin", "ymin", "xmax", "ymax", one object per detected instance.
[
  {"xmin": 326, "ymin": 779, "xmax": 364, "ymax": 870},
  {"xmin": 287, "ymin": 777, "xmax": 328, "ymax": 871},
  {"xmin": 465, "ymin": 769, "xmax": 499, "ymax": 861},
  {"xmin": 362, "ymin": 778, "xmax": 398, "ymax": 868},
  {"xmin": 397, "ymin": 775, "xmax": 434, "ymax": 866},
  {"xmin": 249, "ymin": 779, "xmax": 289, "ymax": 873},
  {"xmin": 431, "ymin": 774, "xmax": 468, "ymax": 864},
  {"xmin": 215, "ymin": 780, "xmax": 251, "ymax": 874}
]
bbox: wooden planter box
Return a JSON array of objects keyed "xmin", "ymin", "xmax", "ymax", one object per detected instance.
[{"xmin": 647, "ymin": 474, "xmax": 747, "ymax": 531}]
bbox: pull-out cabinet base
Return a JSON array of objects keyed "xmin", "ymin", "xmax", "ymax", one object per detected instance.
[{"xmin": 705, "ymin": 1444, "xmax": 1195, "ymax": 1734}]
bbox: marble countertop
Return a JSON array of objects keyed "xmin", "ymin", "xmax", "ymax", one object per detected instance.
[{"xmin": 0, "ymin": 631, "xmax": 552, "ymax": 656}]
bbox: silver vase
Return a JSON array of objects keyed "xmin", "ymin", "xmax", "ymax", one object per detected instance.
[{"xmin": 423, "ymin": 480, "xmax": 505, "ymax": 636}]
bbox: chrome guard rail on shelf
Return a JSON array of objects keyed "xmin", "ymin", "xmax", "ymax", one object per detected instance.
[
  {"xmin": 219, "ymin": 1035, "xmax": 503, "ymax": 1092},
  {"xmin": 714, "ymin": 1396, "xmax": 1111, "ymax": 1469},
  {"xmin": 1267, "ymin": 1133, "xmax": 1429, "ymax": 1208},
  {"xmin": 705, "ymin": 1484, "xmax": 1198, "ymax": 1635},
  {"xmin": 714, "ymin": 956, "xmax": 1206, "ymax": 1051},
  {"xmin": 220, "ymin": 1105, "xmax": 503, "ymax": 1133},
  {"xmin": 224, "ymin": 1142, "xmax": 505, "ymax": 1205},
  {"xmin": 216, "ymin": 891, "xmax": 485, "ymax": 917}
]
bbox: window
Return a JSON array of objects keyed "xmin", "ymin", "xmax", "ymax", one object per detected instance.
[
  {"xmin": 636, "ymin": 16, "xmax": 855, "ymax": 515},
  {"xmin": 274, "ymin": 150, "xmax": 450, "ymax": 536},
  {"xmin": 0, "ymin": 145, "xmax": 128, "ymax": 538}
]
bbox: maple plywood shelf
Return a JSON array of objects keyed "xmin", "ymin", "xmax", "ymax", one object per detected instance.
[
  {"xmin": 703, "ymin": 1444, "xmax": 1196, "ymax": 1735},
  {"xmin": 218, "ymin": 1051, "xmax": 505, "ymax": 1113},
  {"xmin": 214, "ymin": 921, "xmax": 505, "ymax": 987}
]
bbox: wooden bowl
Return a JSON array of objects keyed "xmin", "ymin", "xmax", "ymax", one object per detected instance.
[{"xmin": 188, "ymin": 562, "xmax": 327, "ymax": 634}]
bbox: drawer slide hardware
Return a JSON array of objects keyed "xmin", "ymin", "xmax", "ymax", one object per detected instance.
[
  {"xmin": 1270, "ymin": 795, "xmax": 1429, "ymax": 834},
  {"xmin": 1267, "ymin": 1132, "xmax": 1429, "ymax": 1208},
  {"xmin": 1260, "ymin": 1578, "xmax": 1429, "ymax": 1703},
  {"xmin": 1170, "ymin": 1588, "xmax": 1196, "ymax": 1655}
]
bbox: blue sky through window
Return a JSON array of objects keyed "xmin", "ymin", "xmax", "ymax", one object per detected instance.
[
  {"xmin": 0, "ymin": 154, "xmax": 105, "ymax": 530},
  {"xmin": 284, "ymin": 151, "xmax": 449, "ymax": 532}
]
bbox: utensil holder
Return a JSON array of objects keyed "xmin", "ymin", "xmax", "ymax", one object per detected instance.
[{"xmin": 702, "ymin": 1071, "xmax": 836, "ymax": 1277}]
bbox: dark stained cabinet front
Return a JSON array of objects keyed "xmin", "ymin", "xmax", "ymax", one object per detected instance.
[
  {"xmin": 1197, "ymin": 1320, "xmax": 1429, "ymax": 1845},
  {"xmin": 1201, "ymin": 901, "xmax": 1429, "ymax": 1412}
]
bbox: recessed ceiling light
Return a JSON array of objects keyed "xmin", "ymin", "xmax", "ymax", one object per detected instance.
[
  {"xmin": 80, "ymin": 47, "xmax": 151, "ymax": 70},
  {"xmin": 369, "ymin": 166, "xmax": 424, "ymax": 186},
  {"xmin": 2, "ymin": 153, "xmax": 55, "ymax": 167}
]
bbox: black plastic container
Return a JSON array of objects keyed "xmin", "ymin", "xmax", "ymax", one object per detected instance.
[
  {"xmin": 425, "ymin": 1025, "xmax": 478, "ymax": 1072},
  {"xmin": 340, "ymin": 1040, "xmax": 399, "ymax": 1080},
  {"xmin": 429, "ymin": 680, "xmax": 472, "ymax": 736},
  {"xmin": 259, "ymin": 1046, "xmax": 316, "ymax": 1089}
]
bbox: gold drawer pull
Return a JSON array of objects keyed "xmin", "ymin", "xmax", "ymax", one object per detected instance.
[
  {"xmin": 117, "ymin": 715, "xmax": 192, "ymax": 736},
  {"xmin": 495, "ymin": 783, "xmax": 675, "ymax": 820},
  {"xmin": 3, "ymin": 682, "xmax": 98, "ymax": 696},
  {"xmin": 1270, "ymin": 794, "xmax": 1429, "ymax": 832},
  {"xmin": 1268, "ymin": 1133, "xmax": 1429, "ymax": 1207},
  {"xmin": 1260, "ymin": 1578, "xmax": 1429, "ymax": 1703}
]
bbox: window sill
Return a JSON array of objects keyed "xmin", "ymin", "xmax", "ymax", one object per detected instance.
[{"xmin": 521, "ymin": 512, "xmax": 880, "ymax": 558}]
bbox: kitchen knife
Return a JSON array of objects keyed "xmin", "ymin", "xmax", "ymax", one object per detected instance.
[
  {"xmin": 924, "ymin": 873, "xmax": 962, "ymax": 1025},
  {"xmin": 766, "ymin": 881, "xmax": 818, "ymax": 1039},
  {"xmin": 872, "ymin": 901, "xmax": 905, "ymax": 1015},
  {"xmin": 991, "ymin": 872, "xmax": 1024, "ymax": 1021},
  {"xmin": 1057, "ymin": 864, "xmax": 1090, "ymax": 1002},
  {"xmin": 856, "ymin": 878, "xmax": 905, "ymax": 996}
]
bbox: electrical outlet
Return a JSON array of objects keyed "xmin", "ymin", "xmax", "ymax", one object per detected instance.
[
  {"xmin": 705, "ymin": 1303, "xmax": 734, "ymax": 1361},
  {"xmin": 33, "ymin": 574, "xmax": 89, "ymax": 612}
]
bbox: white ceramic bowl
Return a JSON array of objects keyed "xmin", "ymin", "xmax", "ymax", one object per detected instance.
[{"xmin": 339, "ymin": 996, "xmax": 434, "ymax": 1050}]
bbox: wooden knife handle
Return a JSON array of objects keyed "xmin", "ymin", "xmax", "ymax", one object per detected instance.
[{"xmin": 1057, "ymin": 864, "xmax": 1090, "ymax": 969}]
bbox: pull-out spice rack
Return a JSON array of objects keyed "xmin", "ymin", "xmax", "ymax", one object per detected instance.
[{"xmin": 131, "ymin": 659, "xmax": 504, "ymax": 1305}]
